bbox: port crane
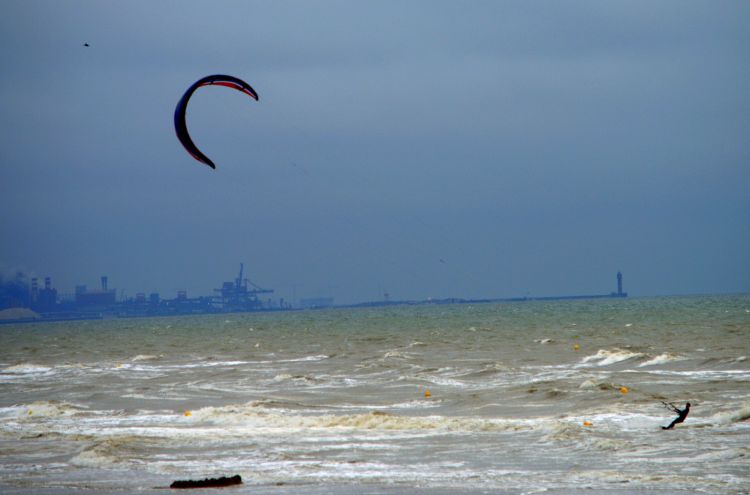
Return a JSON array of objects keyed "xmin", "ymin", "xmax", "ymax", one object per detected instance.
[{"xmin": 214, "ymin": 263, "xmax": 273, "ymax": 312}]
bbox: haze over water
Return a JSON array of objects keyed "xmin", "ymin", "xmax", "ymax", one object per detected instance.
[{"xmin": 1, "ymin": 295, "xmax": 748, "ymax": 494}]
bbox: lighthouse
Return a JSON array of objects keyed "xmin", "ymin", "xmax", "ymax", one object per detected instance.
[{"xmin": 614, "ymin": 271, "xmax": 627, "ymax": 297}]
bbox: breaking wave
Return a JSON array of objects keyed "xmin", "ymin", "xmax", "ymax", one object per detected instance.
[
  {"xmin": 3, "ymin": 363, "xmax": 53, "ymax": 373},
  {"xmin": 710, "ymin": 405, "xmax": 750, "ymax": 425},
  {"xmin": 1, "ymin": 400, "xmax": 88, "ymax": 420},
  {"xmin": 187, "ymin": 402, "xmax": 529, "ymax": 433},
  {"xmin": 130, "ymin": 354, "xmax": 160, "ymax": 362},
  {"xmin": 579, "ymin": 349, "xmax": 644, "ymax": 366},
  {"xmin": 69, "ymin": 436, "xmax": 150, "ymax": 468},
  {"xmin": 638, "ymin": 353, "xmax": 686, "ymax": 367}
]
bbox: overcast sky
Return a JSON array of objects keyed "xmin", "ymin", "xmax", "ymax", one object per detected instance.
[{"xmin": 1, "ymin": 1, "xmax": 748, "ymax": 305}]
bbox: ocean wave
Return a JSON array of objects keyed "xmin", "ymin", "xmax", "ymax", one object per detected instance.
[
  {"xmin": 579, "ymin": 349, "xmax": 644, "ymax": 367},
  {"xmin": 382, "ymin": 350, "xmax": 413, "ymax": 360},
  {"xmin": 1, "ymin": 400, "xmax": 88, "ymax": 420},
  {"xmin": 187, "ymin": 402, "xmax": 528, "ymax": 433},
  {"xmin": 69, "ymin": 436, "xmax": 149, "ymax": 468},
  {"xmin": 645, "ymin": 369, "xmax": 750, "ymax": 381},
  {"xmin": 695, "ymin": 446, "xmax": 750, "ymax": 463},
  {"xmin": 276, "ymin": 354, "xmax": 331, "ymax": 363},
  {"xmin": 710, "ymin": 405, "xmax": 750, "ymax": 425},
  {"xmin": 2, "ymin": 363, "xmax": 53, "ymax": 374},
  {"xmin": 272, "ymin": 373, "xmax": 320, "ymax": 384},
  {"xmin": 638, "ymin": 353, "xmax": 686, "ymax": 367},
  {"xmin": 543, "ymin": 421, "xmax": 583, "ymax": 442},
  {"xmin": 130, "ymin": 354, "xmax": 160, "ymax": 362},
  {"xmin": 456, "ymin": 362, "xmax": 510, "ymax": 379}
]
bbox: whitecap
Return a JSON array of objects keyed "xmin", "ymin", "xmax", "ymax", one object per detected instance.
[
  {"xmin": 5, "ymin": 400, "xmax": 89, "ymax": 419},
  {"xmin": 579, "ymin": 349, "xmax": 644, "ymax": 366},
  {"xmin": 710, "ymin": 404, "xmax": 750, "ymax": 425},
  {"xmin": 131, "ymin": 354, "xmax": 159, "ymax": 362},
  {"xmin": 638, "ymin": 353, "xmax": 685, "ymax": 367},
  {"xmin": 3, "ymin": 363, "xmax": 52, "ymax": 373},
  {"xmin": 186, "ymin": 401, "xmax": 528, "ymax": 433}
]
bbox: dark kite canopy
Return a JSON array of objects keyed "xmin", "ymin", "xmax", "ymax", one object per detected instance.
[{"xmin": 174, "ymin": 74, "xmax": 259, "ymax": 169}]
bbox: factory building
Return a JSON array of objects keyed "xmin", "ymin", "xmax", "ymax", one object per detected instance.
[
  {"xmin": 30, "ymin": 277, "xmax": 58, "ymax": 312},
  {"xmin": 75, "ymin": 276, "xmax": 116, "ymax": 307}
]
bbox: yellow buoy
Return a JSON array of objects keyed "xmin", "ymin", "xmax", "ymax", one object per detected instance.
[
  {"xmin": 184, "ymin": 410, "xmax": 192, "ymax": 417},
  {"xmin": 620, "ymin": 386, "xmax": 629, "ymax": 394},
  {"xmin": 573, "ymin": 344, "xmax": 580, "ymax": 351},
  {"xmin": 583, "ymin": 420, "xmax": 592, "ymax": 427},
  {"xmin": 28, "ymin": 410, "xmax": 33, "ymax": 416},
  {"xmin": 424, "ymin": 390, "xmax": 431, "ymax": 398}
]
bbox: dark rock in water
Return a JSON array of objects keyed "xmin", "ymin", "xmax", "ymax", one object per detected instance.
[{"xmin": 170, "ymin": 475, "xmax": 242, "ymax": 489}]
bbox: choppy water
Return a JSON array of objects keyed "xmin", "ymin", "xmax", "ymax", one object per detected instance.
[{"xmin": 1, "ymin": 295, "xmax": 748, "ymax": 494}]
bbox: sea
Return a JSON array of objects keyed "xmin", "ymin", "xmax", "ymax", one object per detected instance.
[{"xmin": 0, "ymin": 295, "xmax": 748, "ymax": 494}]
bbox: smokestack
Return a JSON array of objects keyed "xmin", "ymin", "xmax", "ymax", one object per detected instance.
[
  {"xmin": 101, "ymin": 276, "xmax": 108, "ymax": 291},
  {"xmin": 31, "ymin": 277, "xmax": 38, "ymax": 294},
  {"xmin": 44, "ymin": 277, "xmax": 51, "ymax": 290},
  {"xmin": 617, "ymin": 271, "xmax": 623, "ymax": 296}
]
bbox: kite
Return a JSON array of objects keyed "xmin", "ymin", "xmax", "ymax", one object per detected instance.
[{"xmin": 174, "ymin": 74, "xmax": 259, "ymax": 169}]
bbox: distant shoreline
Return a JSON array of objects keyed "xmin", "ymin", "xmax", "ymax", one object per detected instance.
[
  {"xmin": 5, "ymin": 292, "xmax": 746, "ymax": 327},
  {"xmin": 2, "ymin": 290, "xmax": 629, "ymax": 325}
]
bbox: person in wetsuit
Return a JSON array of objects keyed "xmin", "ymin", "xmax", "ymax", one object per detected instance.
[{"xmin": 662, "ymin": 402, "xmax": 690, "ymax": 430}]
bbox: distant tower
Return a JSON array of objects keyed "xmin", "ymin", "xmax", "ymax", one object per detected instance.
[
  {"xmin": 101, "ymin": 276, "xmax": 108, "ymax": 291},
  {"xmin": 617, "ymin": 271, "xmax": 623, "ymax": 296},
  {"xmin": 31, "ymin": 277, "xmax": 39, "ymax": 307}
]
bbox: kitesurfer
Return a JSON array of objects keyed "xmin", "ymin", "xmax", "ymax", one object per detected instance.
[{"xmin": 662, "ymin": 402, "xmax": 690, "ymax": 430}]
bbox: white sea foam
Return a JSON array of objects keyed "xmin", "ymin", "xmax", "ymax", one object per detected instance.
[
  {"xmin": 187, "ymin": 402, "xmax": 529, "ymax": 433},
  {"xmin": 336, "ymin": 400, "xmax": 440, "ymax": 411},
  {"xmin": 709, "ymin": 404, "xmax": 750, "ymax": 425},
  {"xmin": 645, "ymin": 369, "xmax": 750, "ymax": 380},
  {"xmin": 383, "ymin": 350, "xmax": 413, "ymax": 360},
  {"xmin": 250, "ymin": 355, "xmax": 330, "ymax": 364},
  {"xmin": 130, "ymin": 354, "xmax": 159, "ymax": 362},
  {"xmin": 69, "ymin": 437, "xmax": 147, "ymax": 468},
  {"xmin": 70, "ymin": 444, "xmax": 123, "ymax": 468},
  {"xmin": 579, "ymin": 349, "xmax": 644, "ymax": 366},
  {"xmin": 579, "ymin": 379, "xmax": 598, "ymax": 389},
  {"xmin": 272, "ymin": 373, "xmax": 319, "ymax": 384},
  {"xmin": 2, "ymin": 400, "xmax": 88, "ymax": 419},
  {"xmin": 638, "ymin": 352, "xmax": 685, "ymax": 367},
  {"xmin": 3, "ymin": 363, "xmax": 53, "ymax": 373}
]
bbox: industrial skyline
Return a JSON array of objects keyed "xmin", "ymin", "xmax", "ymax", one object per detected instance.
[{"xmin": 2, "ymin": 266, "xmax": 631, "ymax": 324}]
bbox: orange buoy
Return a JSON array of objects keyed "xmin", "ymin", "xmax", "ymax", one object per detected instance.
[
  {"xmin": 583, "ymin": 420, "xmax": 592, "ymax": 427},
  {"xmin": 184, "ymin": 410, "xmax": 192, "ymax": 417},
  {"xmin": 620, "ymin": 386, "xmax": 629, "ymax": 394},
  {"xmin": 424, "ymin": 390, "xmax": 431, "ymax": 398}
]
